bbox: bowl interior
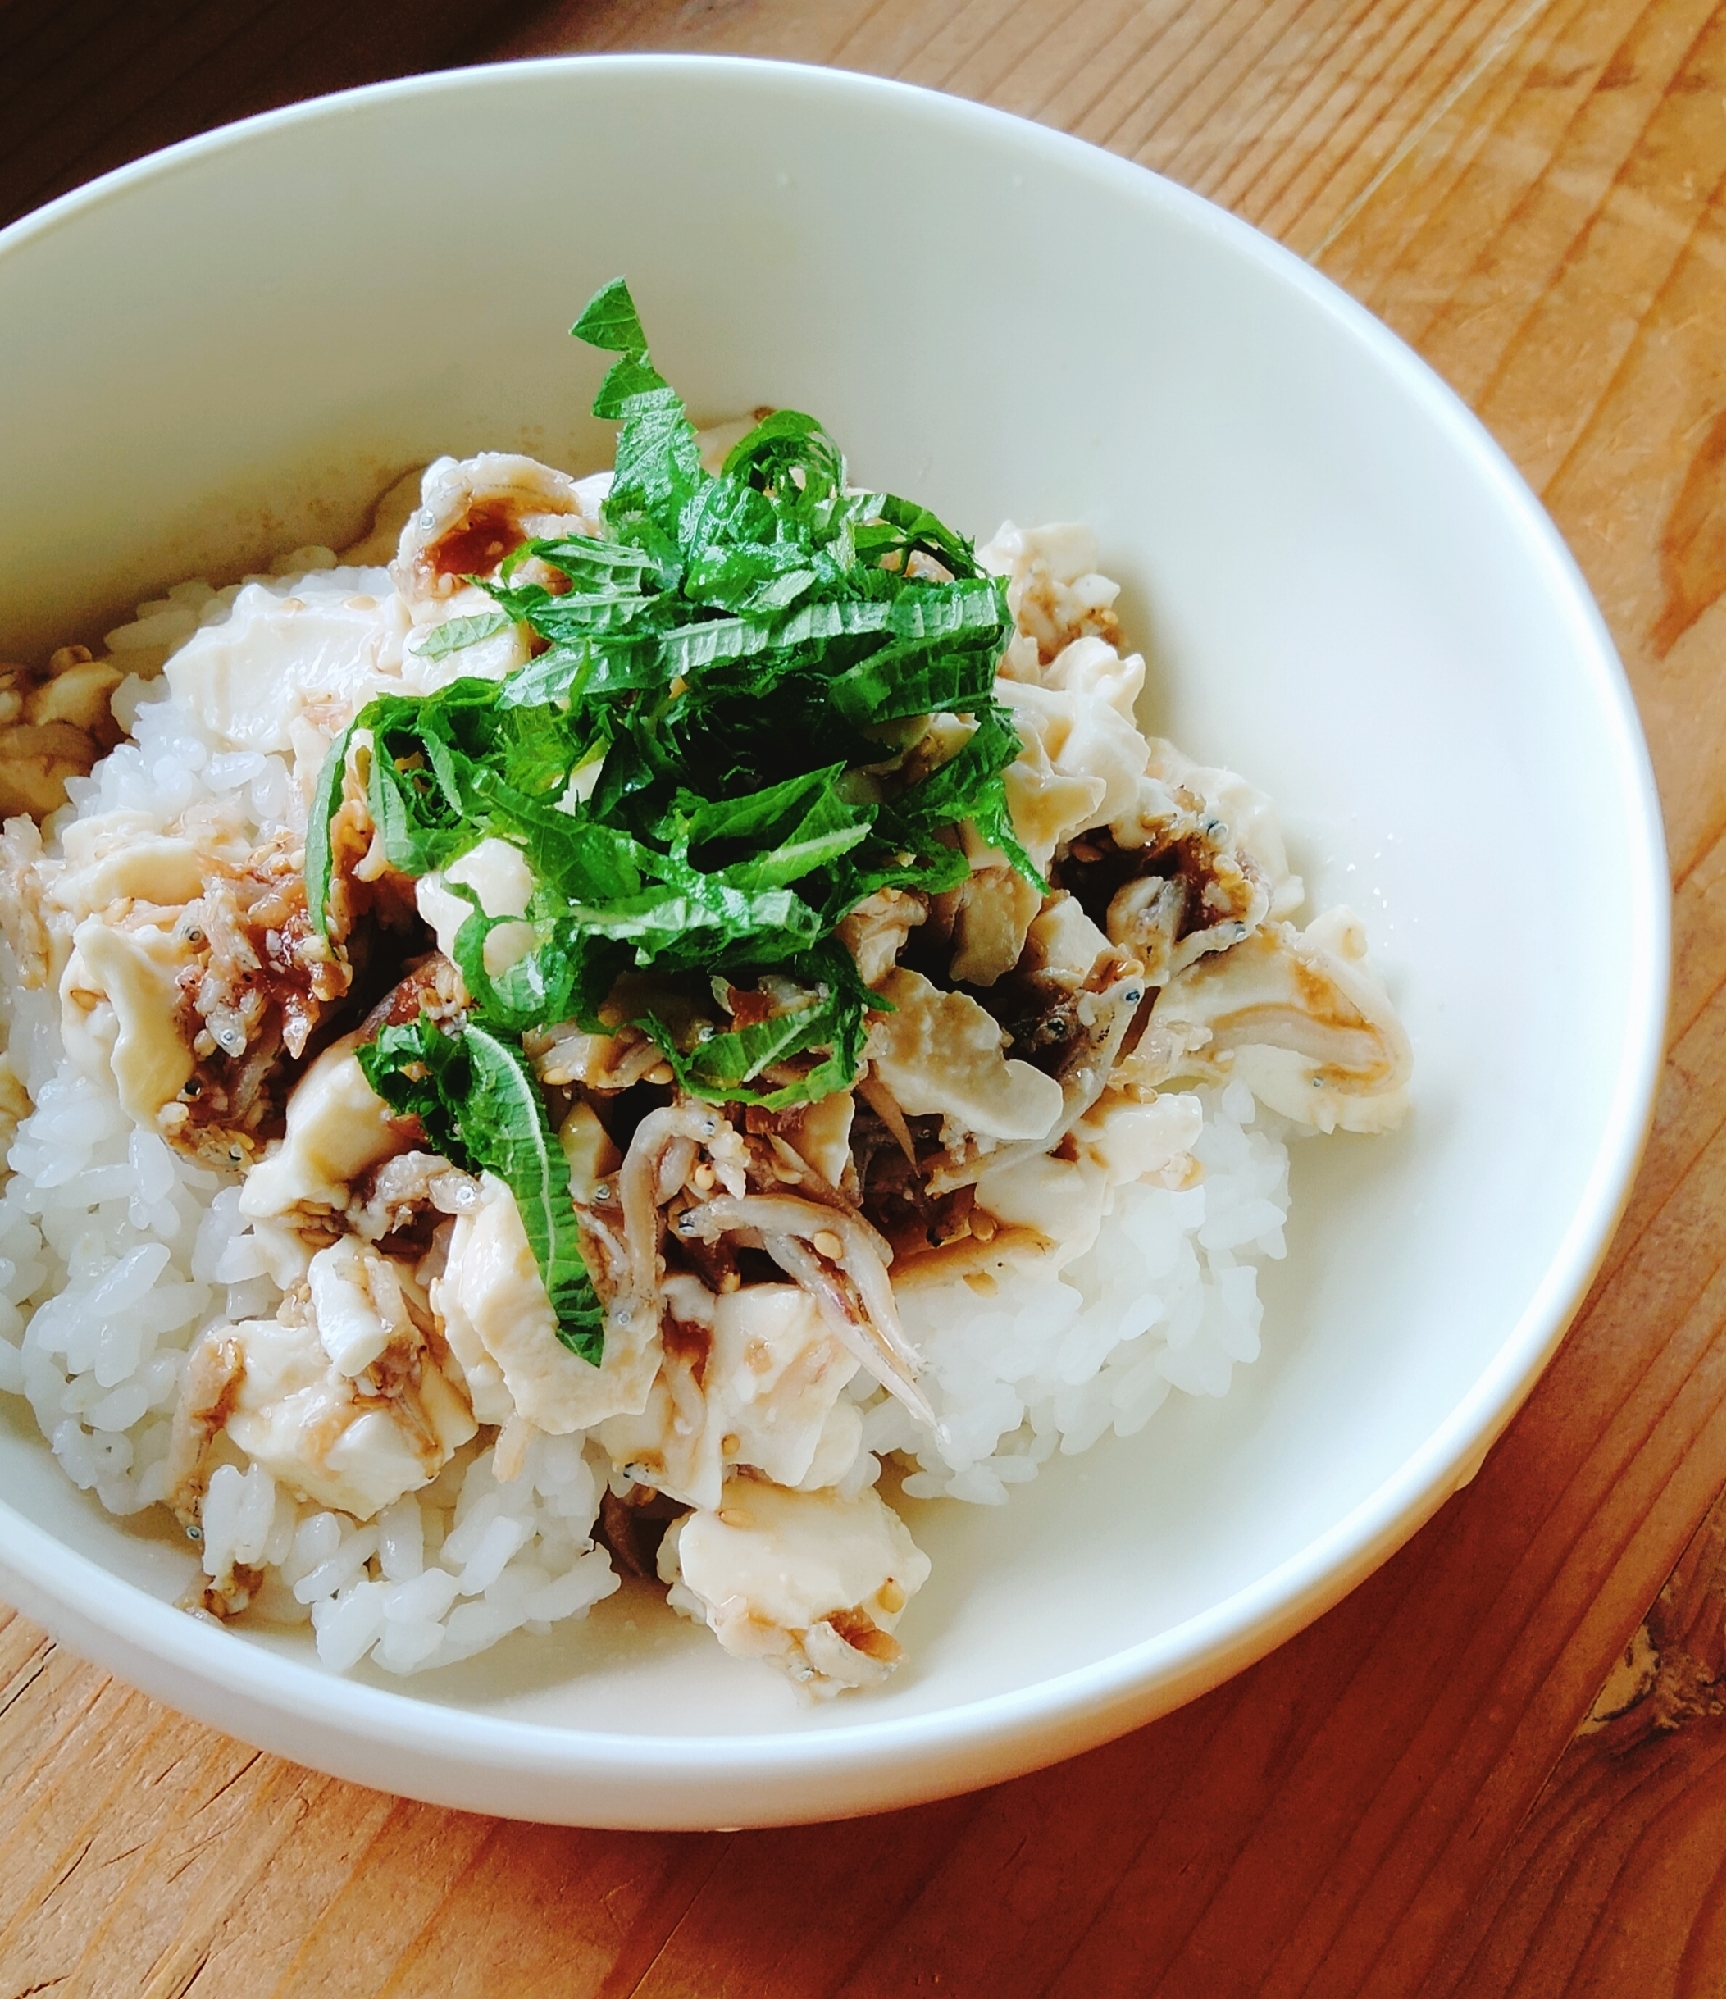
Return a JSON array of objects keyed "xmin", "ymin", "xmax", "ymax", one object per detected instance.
[{"xmin": 0, "ymin": 59, "xmax": 1663, "ymax": 1808}]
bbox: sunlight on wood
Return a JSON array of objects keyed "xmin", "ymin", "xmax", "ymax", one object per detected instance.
[{"xmin": 2, "ymin": 2, "xmax": 1724, "ymax": 1993}]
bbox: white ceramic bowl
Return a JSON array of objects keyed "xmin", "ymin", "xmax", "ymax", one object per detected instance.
[{"xmin": 0, "ymin": 56, "xmax": 1666, "ymax": 1828}]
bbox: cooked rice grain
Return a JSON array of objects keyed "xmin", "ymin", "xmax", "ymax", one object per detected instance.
[{"xmin": 0, "ymin": 574, "xmax": 1293, "ymax": 1676}]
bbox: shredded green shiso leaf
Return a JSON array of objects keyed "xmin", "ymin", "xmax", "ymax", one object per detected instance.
[
  {"xmin": 309, "ymin": 278, "xmax": 1040, "ymax": 1364},
  {"xmin": 357, "ymin": 1018, "xmax": 606, "ymax": 1362}
]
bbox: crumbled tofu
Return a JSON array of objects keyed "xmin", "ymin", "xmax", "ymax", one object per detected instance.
[
  {"xmin": 866, "ymin": 968, "xmax": 1063, "ymax": 1142},
  {"xmin": 661, "ymin": 1479, "xmax": 930, "ymax": 1695}
]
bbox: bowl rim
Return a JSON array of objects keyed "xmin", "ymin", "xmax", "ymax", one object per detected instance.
[{"xmin": 0, "ymin": 51, "xmax": 1671, "ymax": 1825}]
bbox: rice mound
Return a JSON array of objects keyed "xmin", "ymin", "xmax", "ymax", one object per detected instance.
[{"xmin": 0, "ymin": 565, "xmax": 1293, "ymax": 1679}]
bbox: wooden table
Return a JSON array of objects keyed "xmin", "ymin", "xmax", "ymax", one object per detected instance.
[{"xmin": 2, "ymin": 0, "xmax": 1723, "ymax": 1990}]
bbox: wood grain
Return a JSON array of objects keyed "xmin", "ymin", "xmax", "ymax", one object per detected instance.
[
  {"xmin": 3, "ymin": 1, "xmax": 1724, "ymax": 1992},
  {"xmin": 1424, "ymin": 1483, "xmax": 1726, "ymax": 1997}
]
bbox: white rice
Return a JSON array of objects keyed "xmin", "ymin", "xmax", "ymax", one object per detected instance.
[
  {"xmin": 868, "ymin": 1077, "xmax": 1289, "ymax": 1505},
  {"xmin": 0, "ymin": 568, "xmax": 1293, "ymax": 1676}
]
